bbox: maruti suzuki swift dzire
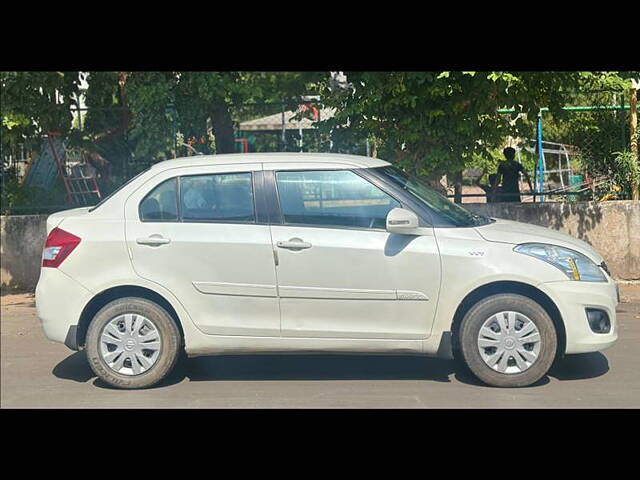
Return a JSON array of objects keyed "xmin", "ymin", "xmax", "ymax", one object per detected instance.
[{"xmin": 36, "ymin": 153, "xmax": 618, "ymax": 389}]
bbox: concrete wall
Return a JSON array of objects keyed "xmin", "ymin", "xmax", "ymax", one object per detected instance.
[
  {"xmin": 1, "ymin": 215, "xmax": 47, "ymax": 292},
  {"xmin": 465, "ymin": 200, "xmax": 640, "ymax": 281},
  {"xmin": 1, "ymin": 201, "xmax": 638, "ymax": 292}
]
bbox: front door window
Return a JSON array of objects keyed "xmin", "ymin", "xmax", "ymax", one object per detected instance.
[{"xmin": 276, "ymin": 170, "xmax": 400, "ymax": 229}]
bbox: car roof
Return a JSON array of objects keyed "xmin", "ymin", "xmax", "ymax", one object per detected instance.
[{"xmin": 149, "ymin": 152, "xmax": 391, "ymax": 171}]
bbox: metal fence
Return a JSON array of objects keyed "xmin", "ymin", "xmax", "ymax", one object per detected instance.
[
  {"xmin": 456, "ymin": 90, "xmax": 633, "ymax": 203},
  {"xmin": 538, "ymin": 93, "xmax": 632, "ymax": 200}
]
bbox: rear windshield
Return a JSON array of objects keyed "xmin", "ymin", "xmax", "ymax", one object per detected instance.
[{"xmin": 89, "ymin": 169, "xmax": 148, "ymax": 212}]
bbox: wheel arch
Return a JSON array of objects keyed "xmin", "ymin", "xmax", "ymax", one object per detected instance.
[
  {"xmin": 450, "ymin": 281, "xmax": 566, "ymax": 359},
  {"xmin": 76, "ymin": 285, "xmax": 185, "ymax": 349}
]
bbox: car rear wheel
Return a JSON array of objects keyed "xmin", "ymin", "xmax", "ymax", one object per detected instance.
[
  {"xmin": 459, "ymin": 293, "xmax": 557, "ymax": 388},
  {"xmin": 86, "ymin": 297, "xmax": 181, "ymax": 389}
]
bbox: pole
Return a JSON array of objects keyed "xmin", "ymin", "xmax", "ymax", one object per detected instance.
[
  {"xmin": 281, "ymin": 98, "xmax": 286, "ymax": 152},
  {"xmin": 620, "ymin": 92, "xmax": 626, "ymax": 152},
  {"xmin": 537, "ymin": 112, "xmax": 545, "ymax": 202},
  {"xmin": 532, "ymin": 133, "xmax": 537, "ymax": 203},
  {"xmin": 299, "ymin": 125, "xmax": 303, "ymax": 152},
  {"xmin": 124, "ymin": 128, "xmax": 129, "ymax": 181},
  {"xmin": 165, "ymin": 104, "xmax": 177, "ymax": 159},
  {"xmin": 172, "ymin": 107, "xmax": 177, "ymax": 159},
  {"xmin": 630, "ymin": 81, "xmax": 638, "ymax": 201}
]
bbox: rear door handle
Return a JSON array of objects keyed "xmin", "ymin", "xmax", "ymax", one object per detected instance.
[
  {"xmin": 136, "ymin": 235, "xmax": 171, "ymax": 246},
  {"xmin": 276, "ymin": 239, "xmax": 312, "ymax": 251}
]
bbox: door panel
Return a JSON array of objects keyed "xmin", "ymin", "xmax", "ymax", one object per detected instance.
[
  {"xmin": 125, "ymin": 164, "xmax": 281, "ymax": 336},
  {"xmin": 271, "ymin": 225, "xmax": 441, "ymax": 339},
  {"xmin": 268, "ymin": 166, "xmax": 441, "ymax": 339}
]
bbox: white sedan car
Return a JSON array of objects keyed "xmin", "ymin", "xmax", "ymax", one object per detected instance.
[{"xmin": 35, "ymin": 153, "xmax": 618, "ymax": 389}]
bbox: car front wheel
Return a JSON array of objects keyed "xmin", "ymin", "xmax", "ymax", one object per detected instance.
[{"xmin": 459, "ymin": 293, "xmax": 557, "ymax": 388}]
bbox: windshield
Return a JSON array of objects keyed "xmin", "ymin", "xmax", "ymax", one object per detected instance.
[
  {"xmin": 88, "ymin": 169, "xmax": 148, "ymax": 212},
  {"xmin": 373, "ymin": 166, "xmax": 491, "ymax": 227}
]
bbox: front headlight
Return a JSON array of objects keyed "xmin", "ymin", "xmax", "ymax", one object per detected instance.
[{"xmin": 514, "ymin": 243, "xmax": 607, "ymax": 282}]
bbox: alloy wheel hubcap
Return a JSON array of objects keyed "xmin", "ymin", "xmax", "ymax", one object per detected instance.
[
  {"xmin": 477, "ymin": 311, "xmax": 542, "ymax": 374},
  {"xmin": 99, "ymin": 314, "xmax": 162, "ymax": 376}
]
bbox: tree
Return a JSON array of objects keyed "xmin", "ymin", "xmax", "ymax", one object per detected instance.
[
  {"xmin": 1, "ymin": 72, "xmax": 84, "ymax": 212},
  {"xmin": 6, "ymin": 70, "xmax": 636, "ymax": 203},
  {"xmin": 123, "ymin": 71, "xmax": 323, "ymax": 159},
  {"xmin": 316, "ymin": 71, "xmax": 633, "ymax": 187},
  {"xmin": 1, "ymin": 71, "xmax": 82, "ymax": 148},
  {"xmin": 2, "ymin": 71, "xmax": 323, "ymax": 182}
]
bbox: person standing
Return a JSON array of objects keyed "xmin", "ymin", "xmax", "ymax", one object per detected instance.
[{"xmin": 493, "ymin": 147, "xmax": 533, "ymax": 202}]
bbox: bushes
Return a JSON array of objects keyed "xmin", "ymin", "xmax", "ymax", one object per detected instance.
[
  {"xmin": 580, "ymin": 150, "xmax": 639, "ymax": 200},
  {"xmin": 0, "ymin": 175, "xmax": 68, "ymax": 215}
]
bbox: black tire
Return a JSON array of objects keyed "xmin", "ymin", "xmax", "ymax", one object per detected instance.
[
  {"xmin": 459, "ymin": 293, "xmax": 557, "ymax": 388},
  {"xmin": 86, "ymin": 297, "xmax": 181, "ymax": 389}
]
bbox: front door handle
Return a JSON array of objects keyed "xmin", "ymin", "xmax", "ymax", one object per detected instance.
[
  {"xmin": 136, "ymin": 235, "xmax": 171, "ymax": 246},
  {"xmin": 276, "ymin": 239, "xmax": 312, "ymax": 251}
]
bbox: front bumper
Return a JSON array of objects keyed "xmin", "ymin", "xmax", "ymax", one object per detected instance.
[
  {"xmin": 35, "ymin": 267, "xmax": 93, "ymax": 348},
  {"xmin": 539, "ymin": 279, "xmax": 619, "ymax": 354}
]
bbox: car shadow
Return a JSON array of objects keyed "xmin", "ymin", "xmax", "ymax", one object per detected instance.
[
  {"xmin": 548, "ymin": 352, "xmax": 609, "ymax": 381},
  {"xmin": 52, "ymin": 351, "xmax": 610, "ymax": 390},
  {"xmin": 384, "ymin": 234, "xmax": 419, "ymax": 256},
  {"xmin": 51, "ymin": 350, "xmax": 189, "ymax": 389},
  {"xmin": 183, "ymin": 355, "xmax": 461, "ymax": 383},
  {"xmin": 51, "ymin": 350, "xmax": 95, "ymax": 383}
]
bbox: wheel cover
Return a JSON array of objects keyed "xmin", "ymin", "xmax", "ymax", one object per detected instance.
[
  {"xmin": 99, "ymin": 313, "xmax": 162, "ymax": 376},
  {"xmin": 477, "ymin": 311, "xmax": 542, "ymax": 375}
]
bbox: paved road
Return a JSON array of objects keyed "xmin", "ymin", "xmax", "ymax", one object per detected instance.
[{"xmin": 2, "ymin": 292, "xmax": 639, "ymax": 408}]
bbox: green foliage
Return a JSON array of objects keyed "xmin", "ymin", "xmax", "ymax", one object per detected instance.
[
  {"xmin": 2, "ymin": 70, "xmax": 638, "ymax": 213},
  {"xmin": 317, "ymin": 72, "xmax": 526, "ymax": 178},
  {"xmin": 1, "ymin": 72, "xmax": 82, "ymax": 148},
  {"xmin": 581, "ymin": 150, "xmax": 639, "ymax": 200},
  {"xmin": 1, "ymin": 175, "xmax": 68, "ymax": 214},
  {"xmin": 316, "ymin": 71, "xmax": 636, "ymax": 182},
  {"xmin": 122, "ymin": 71, "xmax": 324, "ymax": 159},
  {"xmin": 467, "ymin": 148, "xmax": 502, "ymax": 181}
]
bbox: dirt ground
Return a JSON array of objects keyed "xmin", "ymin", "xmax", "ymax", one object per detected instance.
[{"xmin": 1, "ymin": 285, "xmax": 639, "ymax": 408}]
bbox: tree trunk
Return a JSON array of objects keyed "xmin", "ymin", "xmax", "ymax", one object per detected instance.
[
  {"xmin": 630, "ymin": 84, "xmax": 638, "ymax": 201},
  {"xmin": 453, "ymin": 170, "xmax": 463, "ymax": 203},
  {"xmin": 117, "ymin": 72, "xmax": 132, "ymax": 133},
  {"xmin": 210, "ymin": 100, "xmax": 236, "ymax": 154},
  {"xmin": 371, "ymin": 137, "xmax": 378, "ymax": 158}
]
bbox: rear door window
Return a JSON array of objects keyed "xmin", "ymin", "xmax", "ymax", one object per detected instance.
[{"xmin": 180, "ymin": 172, "xmax": 255, "ymax": 222}]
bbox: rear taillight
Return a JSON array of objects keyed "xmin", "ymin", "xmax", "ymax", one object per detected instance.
[{"xmin": 42, "ymin": 227, "xmax": 81, "ymax": 268}]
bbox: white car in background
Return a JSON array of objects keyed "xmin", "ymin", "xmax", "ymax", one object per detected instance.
[{"xmin": 35, "ymin": 153, "xmax": 618, "ymax": 389}]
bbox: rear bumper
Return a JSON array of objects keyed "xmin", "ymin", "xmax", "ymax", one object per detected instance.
[
  {"xmin": 540, "ymin": 279, "xmax": 619, "ymax": 354},
  {"xmin": 35, "ymin": 268, "xmax": 93, "ymax": 348}
]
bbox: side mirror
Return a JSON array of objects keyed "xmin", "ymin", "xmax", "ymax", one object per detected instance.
[{"xmin": 386, "ymin": 208, "xmax": 420, "ymax": 234}]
